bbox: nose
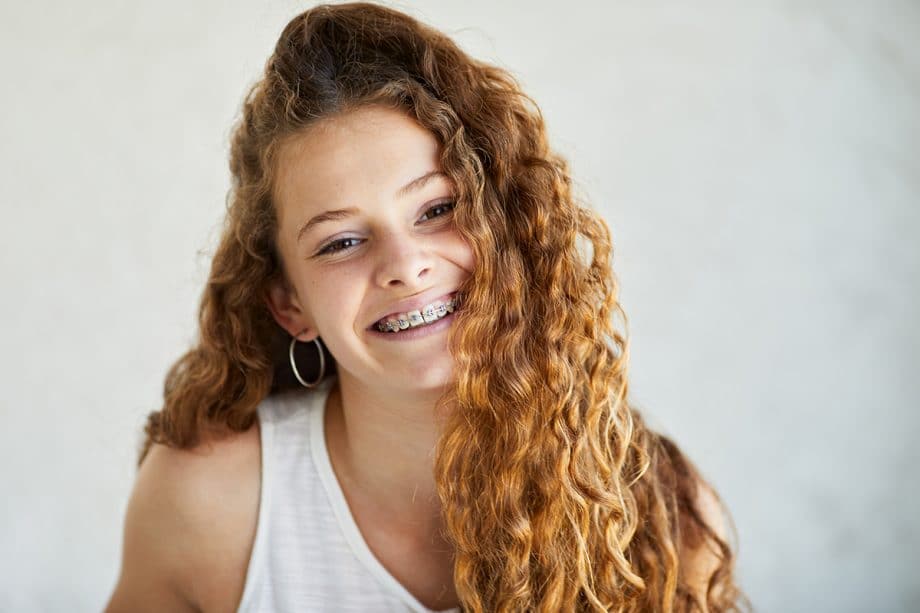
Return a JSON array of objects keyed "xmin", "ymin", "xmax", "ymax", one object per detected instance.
[{"xmin": 373, "ymin": 232, "xmax": 433, "ymax": 289}]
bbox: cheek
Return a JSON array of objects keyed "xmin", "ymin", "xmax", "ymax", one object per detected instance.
[
  {"xmin": 448, "ymin": 231, "xmax": 477, "ymax": 272},
  {"xmin": 304, "ymin": 267, "xmax": 367, "ymax": 330}
]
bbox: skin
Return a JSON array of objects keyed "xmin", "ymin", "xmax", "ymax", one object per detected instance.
[
  {"xmin": 105, "ymin": 103, "xmax": 724, "ymax": 612},
  {"xmin": 265, "ymin": 104, "xmax": 474, "ymax": 609}
]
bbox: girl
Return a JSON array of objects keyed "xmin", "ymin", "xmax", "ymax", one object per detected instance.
[{"xmin": 106, "ymin": 3, "xmax": 747, "ymax": 611}]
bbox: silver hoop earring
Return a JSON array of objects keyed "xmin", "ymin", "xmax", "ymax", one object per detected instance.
[{"xmin": 289, "ymin": 336, "xmax": 325, "ymax": 388}]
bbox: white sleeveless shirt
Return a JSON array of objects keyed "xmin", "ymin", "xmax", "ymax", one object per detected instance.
[{"xmin": 236, "ymin": 375, "xmax": 461, "ymax": 613}]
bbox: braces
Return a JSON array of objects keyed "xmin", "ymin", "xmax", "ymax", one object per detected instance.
[{"xmin": 375, "ymin": 295, "xmax": 461, "ymax": 333}]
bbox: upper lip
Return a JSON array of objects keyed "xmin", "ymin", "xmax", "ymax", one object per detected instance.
[{"xmin": 368, "ymin": 290, "xmax": 458, "ymax": 328}]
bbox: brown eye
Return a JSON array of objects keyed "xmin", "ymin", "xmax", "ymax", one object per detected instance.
[
  {"xmin": 418, "ymin": 201, "xmax": 455, "ymax": 222},
  {"xmin": 317, "ymin": 237, "xmax": 363, "ymax": 255}
]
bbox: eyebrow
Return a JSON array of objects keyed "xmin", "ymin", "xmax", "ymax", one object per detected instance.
[{"xmin": 296, "ymin": 170, "xmax": 448, "ymax": 242}]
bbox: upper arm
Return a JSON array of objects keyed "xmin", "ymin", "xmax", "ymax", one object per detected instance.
[
  {"xmin": 104, "ymin": 444, "xmax": 205, "ymax": 612},
  {"xmin": 105, "ymin": 425, "xmax": 260, "ymax": 613},
  {"xmin": 679, "ymin": 480, "xmax": 730, "ymax": 611}
]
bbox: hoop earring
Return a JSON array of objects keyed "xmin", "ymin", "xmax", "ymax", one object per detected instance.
[{"xmin": 289, "ymin": 336, "xmax": 325, "ymax": 388}]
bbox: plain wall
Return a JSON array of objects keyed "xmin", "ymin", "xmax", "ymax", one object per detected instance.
[{"xmin": 1, "ymin": 1, "xmax": 917, "ymax": 611}]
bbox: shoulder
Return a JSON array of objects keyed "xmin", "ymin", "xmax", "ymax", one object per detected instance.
[
  {"xmin": 679, "ymin": 481, "xmax": 726, "ymax": 575},
  {"xmin": 106, "ymin": 420, "xmax": 261, "ymax": 613},
  {"xmin": 648, "ymin": 432, "xmax": 735, "ymax": 608},
  {"xmin": 678, "ymin": 477, "xmax": 734, "ymax": 611}
]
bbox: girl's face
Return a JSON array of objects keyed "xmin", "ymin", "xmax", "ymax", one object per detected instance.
[{"xmin": 267, "ymin": 104, "xmax": 475, "ymax": 393}]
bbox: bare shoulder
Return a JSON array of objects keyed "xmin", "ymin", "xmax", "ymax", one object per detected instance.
[
  {"xmin": 679, "ymin": 479, "xmax": 731, "ymax": 609},
  {"xmin": 105, "ymin": 420, "xmax": 262, "ymax": 613}
]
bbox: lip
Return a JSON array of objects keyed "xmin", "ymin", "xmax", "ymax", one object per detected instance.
[{"xmin": 367, "ymin": 290, "xmax": 458, "ymax": 330}]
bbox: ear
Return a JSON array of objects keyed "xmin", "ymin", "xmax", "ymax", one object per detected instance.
[{"xmin": 264, "ymin": 277, "xmax": 318, "ymax": 341}]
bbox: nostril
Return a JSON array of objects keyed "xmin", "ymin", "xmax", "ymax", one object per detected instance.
[{"xmin": 375, "ymin": 251, "xmax": 434, "ymax": 288}]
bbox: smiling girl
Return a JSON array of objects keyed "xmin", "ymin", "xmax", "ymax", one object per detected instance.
[{"xmin": 106, "ymin": 3, "xmax": 747, "ymax": 612}]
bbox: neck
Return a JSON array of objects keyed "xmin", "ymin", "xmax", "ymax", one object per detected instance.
[{"xmin": 324, "ymin": 370, "xmax": 450, "ymax": 535}]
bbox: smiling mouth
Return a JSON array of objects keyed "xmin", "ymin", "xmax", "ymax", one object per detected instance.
[{"xmin": 373, "ymin": 294, "xmax": 462, "ymax": 333}]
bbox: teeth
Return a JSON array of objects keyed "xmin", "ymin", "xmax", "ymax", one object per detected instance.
[
  {"xmin": 408, "ymin": 310, "xmax": 425, "ymax": 327},
  {"xmin": 376, "ymin": 295, "xmax": 460, "ymax": 333}
]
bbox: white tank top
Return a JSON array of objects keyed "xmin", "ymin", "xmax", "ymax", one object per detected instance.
[{"xmin": 236, "ymin": 375, "xmax": 461, "ymax": 613}]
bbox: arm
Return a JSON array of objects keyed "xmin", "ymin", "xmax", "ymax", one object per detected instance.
[
  {"xmin": 104, "ymin": 444, "xmax": 202, "ymax": 612},
  {"xmin": 104, "ymin": 426, "xmax": 259, "ymax": 613},
  {"xmin": 679, "ymin": 480, "xmax": 734, "ymax": 612}
]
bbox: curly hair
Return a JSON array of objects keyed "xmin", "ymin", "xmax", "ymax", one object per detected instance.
[{"xmin": 139, "ymin": 3, "xmax": 749, "ymax": 611}]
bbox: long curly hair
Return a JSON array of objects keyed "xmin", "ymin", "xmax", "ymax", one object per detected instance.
[{"xmin": 139, "ymin": 3, "xmax": 748, "ymax": 611}]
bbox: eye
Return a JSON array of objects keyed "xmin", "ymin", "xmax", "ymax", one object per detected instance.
[
  {"xmin": 317, "ymin": 237, "xmax": 363, "ymax": 256},
  {"xmin": 418, "ymin": 201, "xmax": 455, "ymax": 222}
]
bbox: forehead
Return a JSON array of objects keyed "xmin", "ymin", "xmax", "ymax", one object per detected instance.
[{"xmin": 273, "ymin": 105, "xmax": 442, "ymax": 227}]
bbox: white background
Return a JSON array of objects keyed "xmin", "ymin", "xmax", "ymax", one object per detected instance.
[{"xmin": 1, "ymin": 1, "xmax": 917, "ymax": 611}]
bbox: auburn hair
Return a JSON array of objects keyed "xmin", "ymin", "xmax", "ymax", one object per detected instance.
[{"xmin": 139, "ymin": 3, "xmax": 749, "ymax": 611}]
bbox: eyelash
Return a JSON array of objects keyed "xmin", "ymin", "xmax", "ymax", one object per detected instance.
[{"xmin": 315, "ymin": 201, "xmax": 456, "ymax": 256}]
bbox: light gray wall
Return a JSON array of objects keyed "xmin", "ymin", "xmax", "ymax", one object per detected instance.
[{"xmin": 1, "ymin": 1, "xmax": 917, "ymax": 611}]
